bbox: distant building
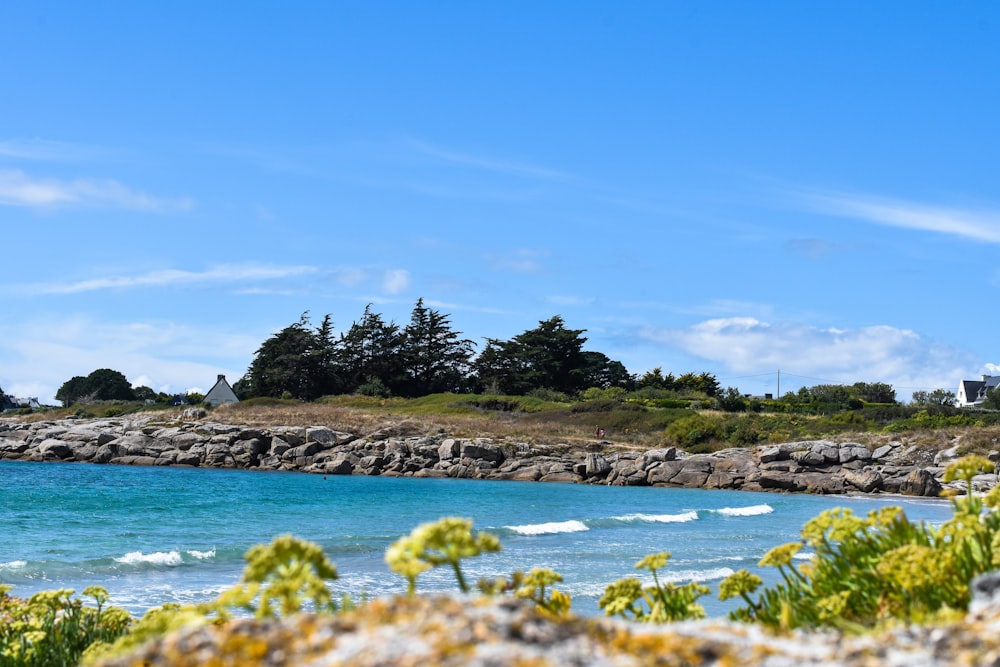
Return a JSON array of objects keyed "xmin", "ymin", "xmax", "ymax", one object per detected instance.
[
  {"xmin": 956, "ymin": 374, "xmax": 1000, "ymax": 408},
  {"xmin": 204, "ymin": 374, "xmax": 240, "ymax": 406},
  {"xmin": 0, "ymin": 385, "xmax": 40, "ymax": 411},
  {"xmin": 0, "ymin": 386, "xmax": 16, "ymax": 411}
]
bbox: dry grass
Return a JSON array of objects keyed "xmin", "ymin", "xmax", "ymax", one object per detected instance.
[{"xmin": 209, "ymin": 401, "xmax": 610, "ymax": 447}]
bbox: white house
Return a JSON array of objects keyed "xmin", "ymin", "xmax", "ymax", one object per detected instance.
[
  {"xmin": 956, "ymin": 374, "xmax": 1000, "ymax": 408},
  {"xmin": 204, "ymin": 374, "xmax": 240, "ymax": 406}
]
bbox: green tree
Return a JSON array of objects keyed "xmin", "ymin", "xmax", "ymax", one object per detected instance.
[
  {"xmin": 579, "ymin": 351, "xmax": 633, "ymax": 390},
  {"xmin": 336, "ymin": 305, "xmax": 405, "ymax": 395},
  {"xmin": 400, "ymin": 298, "xmax": 475, "ymax": 396},
  {"xmin": 911, "ymin": 389, "xmax": 957, "ymax": 407},
  {"xmin": 636, "ymin": 368, "xmax": 676, "ymax": 391},
  {"xmin": 133, "ymin": 386, "xmax": 157, "ymax": 402},
  {"xmin": 675, "ymin": 372, "xmax": 721, "ymax": 397},
  {"xmin": 474, "ymin": 316, "xmax": 589, "ymax": 395},
  {"xmin": 56, "ymin": 375, "xmax": 90, "ymax": 407},
  {"xmin": 240, "ymin": 313, "xmax": 338, "ymax": 401},
  {"xmin": 852, "ymin": 381, "xmax": 897, "ymax": 404},
  {"xmin": 56, "ymin": 369, "xmax": 135, "ymax": 406},
  {"xmin": 716, "ymin": 386, "xmax": 748, "ymax": 412}
]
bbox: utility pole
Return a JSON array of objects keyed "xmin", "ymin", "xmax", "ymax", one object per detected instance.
[{"xmin": 777, "ymin": 369, "xmax": 780, "ymax": 399}]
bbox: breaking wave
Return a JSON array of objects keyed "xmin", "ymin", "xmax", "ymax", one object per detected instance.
[
  {"xmin": 711, "ymin": 504, "xmax": 774, "ymax": 517},
  {"xmin": 505, "ymin": 520, "xmax": 590, "ymax": 536}
]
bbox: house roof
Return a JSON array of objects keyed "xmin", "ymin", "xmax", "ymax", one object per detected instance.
[
  {"xmin": 961, "ymin": 379, "xmax": 986, "ymax": 399},
  {"xmin": 204, "ymin": 374, "xmax": 239, "ymax": 404}
]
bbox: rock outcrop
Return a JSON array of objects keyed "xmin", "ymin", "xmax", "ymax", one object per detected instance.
[
  {"xmin": 93, "ymin": 576, "xmax": 1000, "ymax": 667},
  {"xmin": 0, "ymin": 415, "xmax": 989, "ymax": 497}
]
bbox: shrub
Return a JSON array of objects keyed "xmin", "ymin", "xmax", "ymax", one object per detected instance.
[
  {"xmin": 720, "ymin": 455, "xmax": 1000, "ymax": 630},
  {"xmin": 664, "ymin": 414, "xmax": 721, "ymax": 447},
  {"xmin": 599, "ymin": 552, "xmax": 709, "ymax": 622},
  {"xmin": 0, "ymin": 586, "xmax": 131, "ymax": 667}
]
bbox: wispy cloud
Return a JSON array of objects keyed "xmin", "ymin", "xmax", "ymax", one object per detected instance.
[
  {"xmin": 0, "ymin": 138, "xmax": 108, "ymax": 161},
  {"xmin": 382, "ymin": 269, "xmax": 411, "ymax": 294},
  {"xmin": 0, "ymin": 169, "xmax": 193, "ymax": 211},
  {"xmin": 785, "ymin": 238, "xmax": 851, "ymax": 259},
  {"xmin": 798, "ymin": 189, "xmax": 1000, "ymax": 244},
  {"xmin": 488, "ymin": 248, "xmax": 549, "ymax": 274},
  {"xmin": 409, "ymin": 139, "xmax": 571, "ymax": 183},
  {"xmin": 640, "ymin": 317, "xmax": 973, "ymax": 398},
  {"xmin": 27, "ymin": 264, "xmax": 318, "ymax": 295}
]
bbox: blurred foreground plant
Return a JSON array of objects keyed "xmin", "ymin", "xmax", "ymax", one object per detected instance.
[
  {"xmin": 0, "ymin": 585, "xmax": 130, "ymax": 667},
  {"xmin": 599, "ymin": 552, "xmax": 710, "ymax": 623},
  {"xmin": 720, "ymin": 454, "xmax": 1000, "ymax": 631},
  {"xmin": 386, "ymin": 517, "xmax": 501, "ymax": 594},
  {"xmin": 215, "ymin": 534, "xmax": 341, "ymax": 618}
]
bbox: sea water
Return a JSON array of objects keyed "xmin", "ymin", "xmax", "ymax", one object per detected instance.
[{"xmin": 0, "ymin": 460, "xmax": 955, "ymax": 617}]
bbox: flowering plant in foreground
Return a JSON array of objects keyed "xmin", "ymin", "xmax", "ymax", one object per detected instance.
[
  {"xmin": 719, "ymin": 454, "xmax": 1000, "ymax": 630},
  {"xmin": 0, "ymin": 585, "xmax": 130, "ymax": 667},
  {"xmin": 598, "ymin": 552, "xmax": 710, "ymax": 623}
]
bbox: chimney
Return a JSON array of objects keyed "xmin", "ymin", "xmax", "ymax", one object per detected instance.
[{"xmin": 218, "ymin": 374, "xmax": 225, "ymax": 382}]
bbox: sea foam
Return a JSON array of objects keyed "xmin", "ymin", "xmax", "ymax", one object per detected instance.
[
  {"xmin": 0, "ymin": 560, "xmax": 26, "ymax": 569},
  {"xmin": 186, "ymin": 549, "xmax": 216, "ymax": 560},
  {"xmin": 659, "ymin": 566, "xmax": 736, "ymax": 583},
  {"xmin": 506, "ymin": 520, "xmax": 589, "ymax": 536},
  {"xmin": 712, "ymin": 504, "xmax": 774, "ymax": 517},
  {"xmin": 114, "ymin": 550, "xmax": 183, "ymax": 566},
  {"xmin": 614, "ymin": 511, "xmax": 699, "ymax": 524}
]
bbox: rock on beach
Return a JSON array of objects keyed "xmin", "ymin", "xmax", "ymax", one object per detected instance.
[{"xmin": 0, "ymin": 415, "xmax": 982, "ymax": 497}]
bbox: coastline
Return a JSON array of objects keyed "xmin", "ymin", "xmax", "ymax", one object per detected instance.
[{"xmin": 2, "ymin": 412, "xmax": 992, "ymax": 498}]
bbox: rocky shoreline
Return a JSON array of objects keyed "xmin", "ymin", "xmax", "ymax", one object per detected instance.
[{"xmin": 2, "ymin": 413, "xmax": 993, "ymax": 497}]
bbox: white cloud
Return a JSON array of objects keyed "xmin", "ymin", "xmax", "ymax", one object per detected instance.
[
  {"xmin": 640, "ymin": 317, "xmax": 973, "ymax": 398},
  {"xmin": 798, "ymin": 189, "xmax": 1000, "ymax": 244},
  {"xmin": 382, "ymin": 269, "xmax": 411, "ymax": 295},
  {"xmin": 26, "ymin": 264, "xmax": 318, "ymax": 295},
  {"xmin": 0, "ymin": 169, "xmax": 194, "ymax": 212},
  {"xmin": 335, "ymin": 267, "xmax": 368, "ymax": 287},
  {"xmin": 0, "ymin": 317, "xmax": 260, "ymax": 404}
]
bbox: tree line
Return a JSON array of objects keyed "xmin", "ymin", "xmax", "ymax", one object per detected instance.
[
  {"xmin": 234, "ymin": 299, "xmax": 634, "ymax": 401},
  {"xmin": 51, "ymin": 298, "xmax": 961, "ymax": 411}
]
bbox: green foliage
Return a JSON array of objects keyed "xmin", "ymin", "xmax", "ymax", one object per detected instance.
[
  {"xmin": 911, "ymin": 389, "xmax": 957, "ymax": 407},
  {"xmin": 882, "ymin": 409, "xmax": 981, "ymax": 433},
  {"xmin": 479, "ymin": 568, "xmax": 573, "ymax": 618},
  {"xmin": 215, "ymin": 535, "xmax": 340, "ymax": 618},
  {"xmin": 526, "ymin": 387, "xmax": 573, "ymax": 403},
  {"xmin": 385, "ymin": 517, "xmax": 501, "ymax": 594},
  {"xmin": 56, "ymin": 369, "xmax": 136, "ymax": 407},
  {"xmin": 356, "ymin": 375, "xmax": 391, "ymax": 398},
  {"xmin": 0, "ymin": 585, "xmax": 131, "ymax": 667},
  {"xmin": 474, "ymin": 316, "xmax": 591, "ymax": 395},
  {"xmin": 721, "ymin": 456, "xmax": 1000, "ymax": 630},
  {"xmin": 579, "ymin": 386, "xmax": 627, "ymax": 402},
  {"xmin": 400, "ymin": 298, "xmax": 475, "ymax": 396},
  {"xmin": 664, "ymin": 414, "xmax": 721, "ymax": 447},
  {"xmin": 715, "ymin": 387, "xmax": 748, "ymax": 413},
  {"xmin": 240, "ymin": 313, "xmax": 341, "ymax": 401},
  {"xmin": 599, "ymin": 552, "xmax": 710, "ymax": 623}
]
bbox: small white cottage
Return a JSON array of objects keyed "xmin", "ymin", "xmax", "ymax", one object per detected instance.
[{"xmin": 204, "ymin": 374, "xmax": 240, "ymax": 406}]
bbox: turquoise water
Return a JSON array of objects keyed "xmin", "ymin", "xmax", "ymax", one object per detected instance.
[{"xmin": 0, "ymin": 460, "xmax": 955, "ymax": 617}]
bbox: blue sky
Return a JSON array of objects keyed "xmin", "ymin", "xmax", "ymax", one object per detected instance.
[{"xmin": 2, "ymin": 2, "xmax": 999, "ymax": 404}]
